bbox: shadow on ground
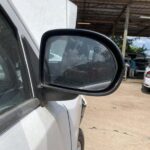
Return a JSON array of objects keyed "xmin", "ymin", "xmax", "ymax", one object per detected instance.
[{"xmin": 141, "ymin": 85, "xmax": 150, "ymax": 95}]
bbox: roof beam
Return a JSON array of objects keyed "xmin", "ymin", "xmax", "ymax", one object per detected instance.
[
  {"xmin": 74, "ymin": 0, "xmax": 129, "ymax": 5},
  {"xmin": 136, "ymin": 26, "xmax": 149, "ymax": 36},
  {"xmin": 115, "ymin": 0, "xmax": 132, "ymax": 25},
  {"xmin": 74, "ymin": 0, "xmax": 150, "ymax": 4},
  {"xmin": 78, "ymin": 19, "xmax": 114, "ymax": 24},
  {"xmin": 81, "ymin": 0, "xmax": 87, "ymax": 21},
  {"xmin": 79, "ymin": 8, "xmax": 122, "ymax": 13},
  {"xmin": 109, "ymin": 0, "xmax": 132, "ymax": 35}
]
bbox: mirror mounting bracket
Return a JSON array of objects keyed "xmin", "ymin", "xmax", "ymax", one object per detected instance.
[{"xmin": 38, "ymin": 85, "xmax": 78, "ymax": 101}]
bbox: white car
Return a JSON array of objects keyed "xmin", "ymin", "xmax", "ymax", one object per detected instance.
[
  {"xmin": 0, "ymin": 0, "xmax": 124, "ymax": 150},
  {"xmin": 143, "ymin": 66, "xmax": 150, "ymax": 90}
]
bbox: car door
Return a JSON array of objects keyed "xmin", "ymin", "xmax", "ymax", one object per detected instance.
[{"xmin": 0, "ymin": 7, "xmax": 71, "ymax": 150}]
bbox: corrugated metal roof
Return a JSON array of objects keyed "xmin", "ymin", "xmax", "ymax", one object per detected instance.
[{"xmin": 71, "ymin": 0, "xmax": 150, "ymax": 36}]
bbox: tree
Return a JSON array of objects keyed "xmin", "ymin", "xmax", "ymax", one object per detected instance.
[{"xmin": 112, "ymin": 36, "xmax": 147, "ymax": 54}]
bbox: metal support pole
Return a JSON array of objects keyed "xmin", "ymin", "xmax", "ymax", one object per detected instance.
[{"xmin": 122, "ymin": 5, "xmax": 130, "ymax": 57}]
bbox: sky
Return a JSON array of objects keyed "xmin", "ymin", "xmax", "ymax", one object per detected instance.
[{"xmin": 128, "ymin": 37, "xmax": 150, "ymax": 56}]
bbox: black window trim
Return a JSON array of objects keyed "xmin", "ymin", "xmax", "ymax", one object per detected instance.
[
  {"xmin": 19, "ymin": 34, "xmax": 35, "ymax": 97},
  {"xmin": 0, "ymin": 98, "xmax": 40, "ymax": 135},
  {"xmin": 0, "ymin": 5, "xmax": 40, "ymax": 134},
  {"xmin": 0, "ymin": 4, "xmax": 35, "ymax": 97},
  {"xmin": 21, "ymin": 37, "xmax": 40, "ymax": 97}
]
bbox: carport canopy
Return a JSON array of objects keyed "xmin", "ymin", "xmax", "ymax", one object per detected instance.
[{"xmin": 71, "ymin": 0, "xmax": 150, "ymax": 56}]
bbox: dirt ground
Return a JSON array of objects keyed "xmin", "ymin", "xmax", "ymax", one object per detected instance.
[{"xmin": 81, "ymin": 80, "xmax": 150, "ymax": 150}]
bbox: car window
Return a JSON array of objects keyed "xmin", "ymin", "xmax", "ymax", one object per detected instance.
[
  {"xmin": 0, "ymin": 11, "xmax": 32, "ymax": 114},
  {"xmin": 48, "ymin": 39, "xmax": 67, "ymax": 62}
]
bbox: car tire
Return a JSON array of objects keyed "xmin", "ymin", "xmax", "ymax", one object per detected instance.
[
  {"xmin": 78, "ymin": 128, "xmax": 84, "ymax": 150},
  {"xmin": 142, "ymin": 85, "xmax": 149, "ymax": 93}
]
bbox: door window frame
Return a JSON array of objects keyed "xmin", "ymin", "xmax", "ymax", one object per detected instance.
[{"xmin": 0, "ymin": 5, "xmax": 40, "ymax": 134}]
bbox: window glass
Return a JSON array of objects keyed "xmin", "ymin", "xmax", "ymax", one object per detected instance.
[
  {"xmin": 49, "ymin": 39, "xmax": 67, "ymax": 62},
  {"xmin": 45, "ymin": 36, "xmax": 116, "ymax": 90},
  {"xmin": 0, "ymin": 11, "xmax": 32, "ymax": 114}
]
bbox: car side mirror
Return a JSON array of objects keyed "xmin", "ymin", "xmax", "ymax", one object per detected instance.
[{"xmin": 39, "ymin": 29, "xmax": 124, "ymax": 97}]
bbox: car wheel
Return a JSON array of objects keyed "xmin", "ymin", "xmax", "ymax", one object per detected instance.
[
  {"xmin": 142, "ymin": 85, "xmax": 149, "ymax": 93},
  {"xmin": 78, "ymin": 128, "xmax": 84, "ymax": 150}
]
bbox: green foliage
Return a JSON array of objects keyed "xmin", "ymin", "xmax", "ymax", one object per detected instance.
[
  {"xmin": 111, "ymin": 36, "xmax": 122, "ymax": 50},
  {"xmin": 112, "ymin": 36, "xmax": 147, "ymax": 54},
  {"xmin": 128, "ymin": 45, "xmax": 147, "ymax": 53}
]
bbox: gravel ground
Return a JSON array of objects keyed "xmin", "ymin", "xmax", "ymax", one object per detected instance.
[{"xmin": 81, "ymin": 80, "xmax": 150, "ymax": 150}]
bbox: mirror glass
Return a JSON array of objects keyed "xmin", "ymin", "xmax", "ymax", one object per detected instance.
[{"xmin": 43, "ymin": 36, "xmax": 117, "ymax": 91}]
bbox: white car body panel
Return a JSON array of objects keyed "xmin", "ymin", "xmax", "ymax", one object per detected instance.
[
  {"xmin": 10, "ymin": 0, "xmax": 77, "ymax": 49},
  {"xmin": 58, "ymin": 96, "xmax": 83, "ymax": 149},
  {"xmin": 0, "ymin": 106, "xmax": 71, "ymax": 150},
  {"xmin": 67, "ymin": 1, "xmax": 77, "ymax": 28},
  {"xmin": 144, "ymin": 66, "xmax": 150, "ymax": 88},
  {"xmin": 0, "ymin": 0, "xmax": 84, "ymax": 150}
]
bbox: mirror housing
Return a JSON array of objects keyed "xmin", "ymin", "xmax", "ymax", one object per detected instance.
[{"xmin": 39, "ymin": 29, "xmax": 124, "ymax": 97}]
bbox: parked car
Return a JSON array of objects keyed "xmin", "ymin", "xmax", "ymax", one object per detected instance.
[
  {"xmin": 0, "ymin": 0, "xmax": 124, "ymax": 150},
  {"xmin": 126, "ymin": 53, "xmax": 148, "ymax": 78},
  {"xmin": 135, "ymin": 58, "xmax": 148, "ymax": 75},
  {"xmin": 143, "ymin": 65, "xmax": 150, "ymax": 90}
]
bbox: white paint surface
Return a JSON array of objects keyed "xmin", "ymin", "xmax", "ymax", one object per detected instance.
[
  {"xmin": 10, "ymin": 0, "xmax": 68, "ymax": 48},
  {"xmin": 144, "ymin": 66, "xmax": 150, "ymax": 88},
  {"xmin": 0, "ymin": 1, "xmax": 82, "ymax": 150}
]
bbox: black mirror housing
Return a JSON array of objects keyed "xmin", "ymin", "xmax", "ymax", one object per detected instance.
[{"xmin": 39, "ymin": 29, "xmax": 124, "ymax": 97}]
